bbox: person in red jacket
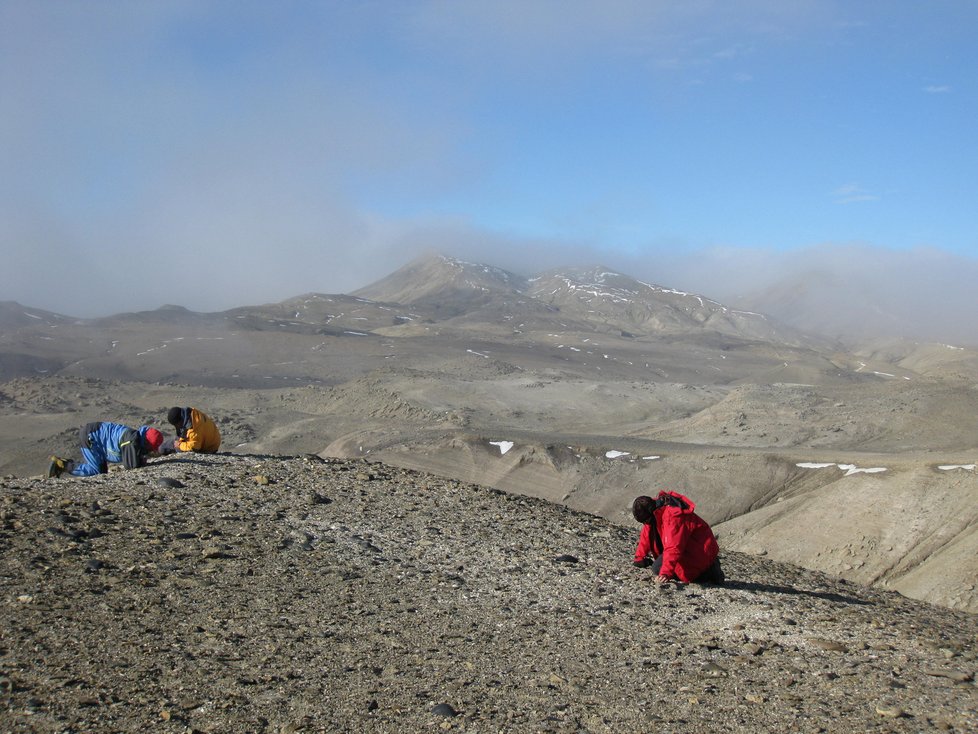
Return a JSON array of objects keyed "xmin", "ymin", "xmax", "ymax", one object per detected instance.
[{"xmin": 632, "ymin": 491, "xmax": 724, "ymax": 585}]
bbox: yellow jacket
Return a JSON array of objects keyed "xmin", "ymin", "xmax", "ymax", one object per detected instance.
[{"xmin": 175, "ymin": 408, "xmax": 221, "ymax": 453}]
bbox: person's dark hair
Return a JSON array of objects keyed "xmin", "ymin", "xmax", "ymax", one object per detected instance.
[
  {"xmin": 166, "ymin": 407, "xmax": 183, "ymax": 427},
  {"xmin": 632, "ymin": 495, "xmax": 656, "ymax": 524}
]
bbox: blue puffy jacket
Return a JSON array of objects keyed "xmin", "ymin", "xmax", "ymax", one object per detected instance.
[{"xmin": 70, "ymin": 422, "xmax": 154, "ymax": 476}]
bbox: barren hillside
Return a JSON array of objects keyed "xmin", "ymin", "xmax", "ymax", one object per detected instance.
[
  {"xmin": 2, "ymin": 454, "xmax": 976, "ymax": 733},
  {"xmin": 3, "ymin": 253, "xmax": 978, "ymax": 616}
]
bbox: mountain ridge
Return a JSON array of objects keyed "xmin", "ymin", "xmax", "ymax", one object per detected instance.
[
  {"xmin": 1, "ymin": 253, "xmax": 823, "ymax": 347},
  {"xmin": 8, "ymin": 247, "xmax": 978, "ymax": 348}
]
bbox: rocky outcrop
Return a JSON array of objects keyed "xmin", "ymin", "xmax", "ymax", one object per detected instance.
[{"xmin": 2, "ymin": 453, "xmax": 975, "ymax": 732}]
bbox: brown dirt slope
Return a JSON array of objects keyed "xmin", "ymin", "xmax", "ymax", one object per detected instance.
[{"xmin": 1, "ymin": 453, "xmax": 976, "ymax": 733}]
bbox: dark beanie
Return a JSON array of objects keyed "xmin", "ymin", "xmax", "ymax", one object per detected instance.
[{"xmin": 167, "ymin": 407, "xmax": 184, "ymax": 426}]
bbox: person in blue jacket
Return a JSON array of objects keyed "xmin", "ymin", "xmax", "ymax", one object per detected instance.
[{"xmin": 48, "ymin": 422, "xmax": 164, "ymax": 477}]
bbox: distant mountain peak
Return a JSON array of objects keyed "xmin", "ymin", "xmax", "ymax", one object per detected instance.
[
  {"xmin": 433, "ymin": 253, "xmax": 523, "ymax": 286},
  {"xmin": 345, "ymin": 253, "xmax": 802, "ymax": 341},
  {"xmin": 353, "ymin": 252, "xmax": 526, "ymax": 306}
]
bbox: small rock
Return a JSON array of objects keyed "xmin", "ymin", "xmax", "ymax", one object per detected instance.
[
  {"xmin": 701, "ymin": 662, "xmax": 728, "ymax": 678},
  {"xmin": 356, "ymin": 538, "xmax": 382, "ymax": 553},
  {"xmin": 923, "ymin": 668, "xmax": 973, "ymax": 682},
  {"xmin": 548, "ymin": 673, "xmax": 568, "ymax": 687},
  {"xmin": 554, "ymin": 554, "xmax": 579, "ymax": 564},
  {"xmin": 809, "ymin": 638, "xmax": 847, "ymax": 652},
  {"xmin": 253, "ymin": 475, "xmax": 271, "ymax": 485},
  {"xmin": 432, "ymin": 703, "xmax": 458, "ymax": 718},
  {"xmin": 875, "ymin": 703, "xmax": 906, "ymax": 718},
  {"xmin": 158, "ymin": 477, "xmax": 185, "ymax": 489}
]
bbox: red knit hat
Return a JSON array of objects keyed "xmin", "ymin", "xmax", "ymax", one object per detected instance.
[{"xmin": 143, "ymin": 428, "xmax": 164, "ymax": 452}]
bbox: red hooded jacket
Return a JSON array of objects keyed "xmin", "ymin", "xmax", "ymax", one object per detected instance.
[{"xmin": 634, "ymin": 490, "xmax": 719, "ymax": 583}]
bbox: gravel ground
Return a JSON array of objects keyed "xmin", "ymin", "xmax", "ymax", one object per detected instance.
[{"xmin": 2, "ymin": 453, "xmax": 976, "ymax": 733}]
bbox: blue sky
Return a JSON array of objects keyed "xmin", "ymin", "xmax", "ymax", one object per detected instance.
[{"xmin": 1, "ymin": 0, "xmax": 976, "ymax": 317}]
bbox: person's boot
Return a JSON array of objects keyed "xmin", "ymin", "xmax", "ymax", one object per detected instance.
[
  {"xmin": 47, "ymin": 456, "xmax": 72, "ymax": 477},
  {"xmin": 710, "ymin": 558, "xmax": 725, "ymax": 586}
]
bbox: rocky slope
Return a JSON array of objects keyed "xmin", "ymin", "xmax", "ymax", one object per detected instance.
[
  {"xmin": 4, "ymin": 252, "xmax": 978, "ymax": 619},
  {"xmin": 2, "ymin": 454, "xmax": 976, "ymax": 733}
]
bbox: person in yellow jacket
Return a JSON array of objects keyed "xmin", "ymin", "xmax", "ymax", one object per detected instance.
[{"xmin": 164, "ymin": 406, "xmax": 221, "ymax": 454}]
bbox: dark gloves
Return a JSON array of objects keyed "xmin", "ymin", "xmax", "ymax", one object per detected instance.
[{"xmin": 634, "ymin": 558, "xmax": 653, "ymax": 568}]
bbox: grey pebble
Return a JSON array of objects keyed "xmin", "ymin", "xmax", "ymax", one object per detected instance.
[{"xmin": 432, "ymin": 703, "xmax": 458, "ymax": 718}]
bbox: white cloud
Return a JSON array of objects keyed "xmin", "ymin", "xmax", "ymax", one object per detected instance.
[
  {"xmin": 1, "ymin": 0, "xmax": 971, "ymax": 328},
  {"xmin": 831, "ymin": 183, "xmax": 880, "ymax": 205},
  {"xmin": 407, "ymin": 0, "xmax": 828, "ymax": 71},
  {"xmin": 923, "ymin": 85, "xmax": 951, "ymax": 94},
  {"xmin": 651, "ymin": 243, "xmax": 978, "ymax": 346},
  {"xmin": 714, "ymin": 43, "xmax": 755, "ymax": 61}
]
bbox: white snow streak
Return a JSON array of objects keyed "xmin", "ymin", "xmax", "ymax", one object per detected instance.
[{"xmin": 797, "ymin": 462, "xmax": 887, "ymax": 476}]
